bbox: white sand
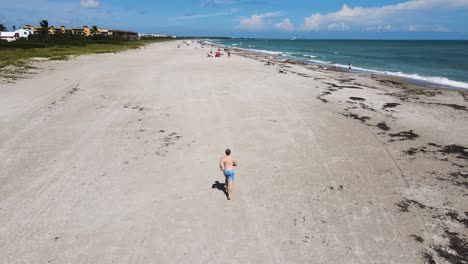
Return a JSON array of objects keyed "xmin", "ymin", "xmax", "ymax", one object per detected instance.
[{"xmin": 0, "ymin": 41, "xmax": 467, "ymax": 263}]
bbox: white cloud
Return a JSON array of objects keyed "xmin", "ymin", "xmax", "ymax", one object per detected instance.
[
  {"xmin": 171, "ymin": 8, "xmax": 238, "ymax": 20},
  {"xmin": 365, "ymin": 25, "xmax": 393, "ymax": 32},
  {"xmin": 80, "ymin": 0, "xmax": 100, "ymax": 8},
  {"xmin": 407, "ymin": 25, "xmax": 417, "ymax": 31},
  {"xmin": 432, "ymin": 26, "xmax": 449, "ymax": 32},
  {"xmin": 328, "ymin": 22, "xmax": 350, "ymax": 31},
  {"xmin": 298, "ymin": 0, "xmax": 468, "ymax": 32},
  {"xmin": 274, "ymin": 18, "xmax": 294, "ymax": 31},
  {"xmin": 237, "ymin": 12, "xmax": 283, "ymax": 31},
  {"xmin": 300, "ymin": 13, "xmax": 323, "ymax": 31},
  {"xmin": 364, "ymin": 23, "xmax": 452, "ymax": 33},
  {"xmin": 203, "ymin": 0, "xmax": 234, "ymax": 7}
]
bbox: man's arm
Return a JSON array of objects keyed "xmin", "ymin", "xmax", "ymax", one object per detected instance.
[
  {"xmin": 219, "ymin": 157, "xmax": 224, "ymax": 171},
  {"xmin": 233, "ymin": 159, "xmax": 237, "ymax": 167}
]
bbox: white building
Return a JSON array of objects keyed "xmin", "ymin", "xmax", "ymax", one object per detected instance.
[
  {"xmin": 139, "ymin": 33, "xmax": 176, "ymax": 38},
  {"xmin": 0, "ymin": 32, "xmax": 19, "ymax": 42},
  {"xmin": 15, "ymin": 28, "xmax": 33, "ymax": 38}
]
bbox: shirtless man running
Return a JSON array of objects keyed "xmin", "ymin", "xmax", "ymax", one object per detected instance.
[{"xmin": 219, "ymin": 149, "xmax": 237, "ymax": 200}]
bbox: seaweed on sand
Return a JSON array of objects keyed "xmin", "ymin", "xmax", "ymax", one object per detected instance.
[
  {"xmin": 433, "ymin": 231, "xmax": 468, "ymax": 263},
  {"xmin": 349, "ymin": 97, "xmax": 366, "ymax": 101},
  {"xmin": 376, "ymin": 122, "xmax": 390, "ymax": 131},
  {"xmin": 382, "ymin": 102, "xmax": 400, "ymax": 110},
  {"xmin": 389, "ymin": 130, "xmax": 419, "ymax": 141},
  {"xmin": 340, "ymin": 112, "xmax": 370, "ymax": 123}
]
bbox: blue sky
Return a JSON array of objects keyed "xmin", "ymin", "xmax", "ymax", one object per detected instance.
[{"xmin": 1, "ymin": 0, "xmax": 468, "ymax": 39}]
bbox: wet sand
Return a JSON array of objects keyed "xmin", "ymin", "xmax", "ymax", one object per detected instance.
[{"xmin": 0, "ymin": 41, "xmax": 467, "ymax": 263}]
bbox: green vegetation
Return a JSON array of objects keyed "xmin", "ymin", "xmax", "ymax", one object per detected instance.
[
  {"xmin": 0, "ymin": 61, "xmax": 36, "ymax": 82},
  {"xmin": 0, "ymin": 39, "xmax": 165, "ymax": 63},
  {"xmin": 0, "ymin": 38, "xmax": 173, "ymax": 81},
  {"xmin": 49, "ymin": 55, "xmax": 70, "ymax": 61},
  {"xmin": 91, "ymin": 25, "xmax": 98, "ymax": 35},
  {"xmin": 40, "ymin": 20, "xmax": 49, "ymax": 44},
  {"xmin": 0, "ymin": 19, "xmax": 176, "ymax": 81}
]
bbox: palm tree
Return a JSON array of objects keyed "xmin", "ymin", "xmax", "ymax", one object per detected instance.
[
  {"xmin": 40, "ymin": 20, "xmax": 49, "ymax": 44},
  {"xmin": 91, "ymin": 25, "xmax": 98, "ymax": 35},
  {"xmin": 0, "ymin": 24, "xmax": 7, "ymax": 32}
]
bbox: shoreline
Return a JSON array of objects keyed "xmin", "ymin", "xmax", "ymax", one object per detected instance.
[
  {"xmin": 228, "ymin": 46, "xmax": 468, "ymax": 98},
  {"xmin": 206, "ymin": 40, "xmax": 468, "ymax": 91}
]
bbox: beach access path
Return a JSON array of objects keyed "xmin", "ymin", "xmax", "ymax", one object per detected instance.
[{"xmin": 0, "ymin": 41, "xmax": 466, "ymax": 263}]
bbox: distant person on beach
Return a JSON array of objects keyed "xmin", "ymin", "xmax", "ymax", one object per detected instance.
[
  {"xmin": 219, "ymin": 149, "xmax": 237, "ymax": 200},
  {"xmin": 228, "ymin": 50, "xmax": 231, "ymax": 58},
  {"xmin": 348, "ymin": 63, "xmax": 352, "ymax": 71}
]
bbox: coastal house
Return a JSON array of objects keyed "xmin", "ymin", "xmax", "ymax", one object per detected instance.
[
  {"xmin": 139, "ymin": 33, "xmax": 177, "ymax": 38},
  {"xmin": 19, "ymin": 24, "xmax": 138, "ymax": 39},
  {"xmin": 71, "ymin": 26, "xmax": 91, "ymax": 36},
  {"xmin": 83, "ymin": 26, "xmax": 91, "ymax": 36},
  {"xmin": 14, "ymin": 28, "xmax": 33, "ymax": 38},
  {"xmin": 107, "ymin": 29, "xmax": 139, "ymax": 40},
  {"xmin": 60, "ymin": 26, "xmax": 72, "ymax": 34},
  {"xmin": 21, "ymin": 25, "xmax": 40, "ymax": 34},
  {"xmin": 98, "ymin": 28, "xmax": 111, "ymax": 36},
  {"xmin": 0, "ymin": 32, "xmax": 19, "ymax": 42},
  {"xmin": 48, "ymin": 26, "xmax": 62, "ymax": 35},
  {"xmin": 71, "ymin": 27, "xmax": 84, "ymax": 35}
]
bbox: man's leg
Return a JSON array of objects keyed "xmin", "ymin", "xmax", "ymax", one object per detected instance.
[
  {"xmin": 227, "ymin": 178, "xmax": 232, "ymax": 200},
  {"xmin": 225, "ymin": 177, "xmax": 229, "ymax": 196}
]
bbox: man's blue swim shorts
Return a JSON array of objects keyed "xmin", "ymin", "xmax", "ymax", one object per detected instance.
[{"xmin": 223, "ymin": 170, "xmax": 235, "ymax": 181}]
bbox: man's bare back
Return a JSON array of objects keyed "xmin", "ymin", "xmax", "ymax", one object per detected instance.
[{"xmin": 220, "ymin": 155, "xmax": 237, "ymax": 171}]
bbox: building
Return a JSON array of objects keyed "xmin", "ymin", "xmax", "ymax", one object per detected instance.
[
  {"xmin": 21, "ymin": 25, "xmax": 41, "ymax": 34},
  {"xmin": 71, "ymin": 26, "xmax": 91, "ymax": 36},
  {"xmin": 71, "ymin": 27, "xmax": 84, "ymax": 35},
  {"xmin": 48, "ymin": 26, "xmax": 62, "ymax": 35},
  {"xmin": 19, "ymin": 24, "xmax": 138, "ymax": 39},
  {"xmin": 83, "ymin": 26, "xmax": 91, "ymax": 36},
  {"xmin": 0, "ymin": 32, "xmax": 19, "ymax": 42},
  {"xmin": 98, "ymin": 28, "xmax": 110, "ymax": 36},
  {"xmin": 139, "ymin": 33, "xmax": 176, "ymax": 38},
  {"xmin": 14, "ymin": 29, "xmax": 33, "ymax": 38},
  {"xmin": 60, "ymin": 26, "xmax": 72, "ymax": 34},
  {"xmin": 107, "ymin": 29, "xmax": 139, "ymax": 40}
]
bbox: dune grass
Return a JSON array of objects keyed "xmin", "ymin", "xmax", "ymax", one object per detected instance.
[
  {"xmin": 0, "ymin": 39, "xmax": 171, "ymax": 80},
  {"xmin": 0, "ymin": 40, "xmax": 163, "ymax": 65}
]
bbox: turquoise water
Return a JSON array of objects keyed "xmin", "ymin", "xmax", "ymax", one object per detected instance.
[{"xmin": 211, "ymin": 39, "xmax": 468, "ymax": 89}]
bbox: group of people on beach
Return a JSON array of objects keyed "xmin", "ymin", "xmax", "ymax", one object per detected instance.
[
  {"xmin": 207, "ymin": 48, "xmax": 231, "ymax": 58},
  {"xmin": 332, "ymin": 62, "xmax": 352, "ymax": 71}
]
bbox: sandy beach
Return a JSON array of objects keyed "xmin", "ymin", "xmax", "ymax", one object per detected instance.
[{"xmin": 0, "ymin": 41, "xmax": 467, "ymax": 263}]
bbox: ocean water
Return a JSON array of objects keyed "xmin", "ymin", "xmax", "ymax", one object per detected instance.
[{"xmin": 211, "ymin": 39, "xmax": 468, "ymax": 90}]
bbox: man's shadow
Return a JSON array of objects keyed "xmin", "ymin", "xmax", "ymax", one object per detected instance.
[{"xmin": 212, "ymin": 180, "xmax": 228, "ymax": 199}]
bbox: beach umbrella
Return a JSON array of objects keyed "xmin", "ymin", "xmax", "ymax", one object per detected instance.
[{"xmin": 215, "ymin": 51, "xmax": 222, "ymax": 55}]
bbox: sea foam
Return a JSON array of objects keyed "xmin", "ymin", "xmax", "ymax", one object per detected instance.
[
  {"xmin": 209, "ymin": 39, "xmax": 468, "ymax": 90},
  {"xmin": 345, "ymin": 65, "xmax": 468, "ymax": 89}
]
